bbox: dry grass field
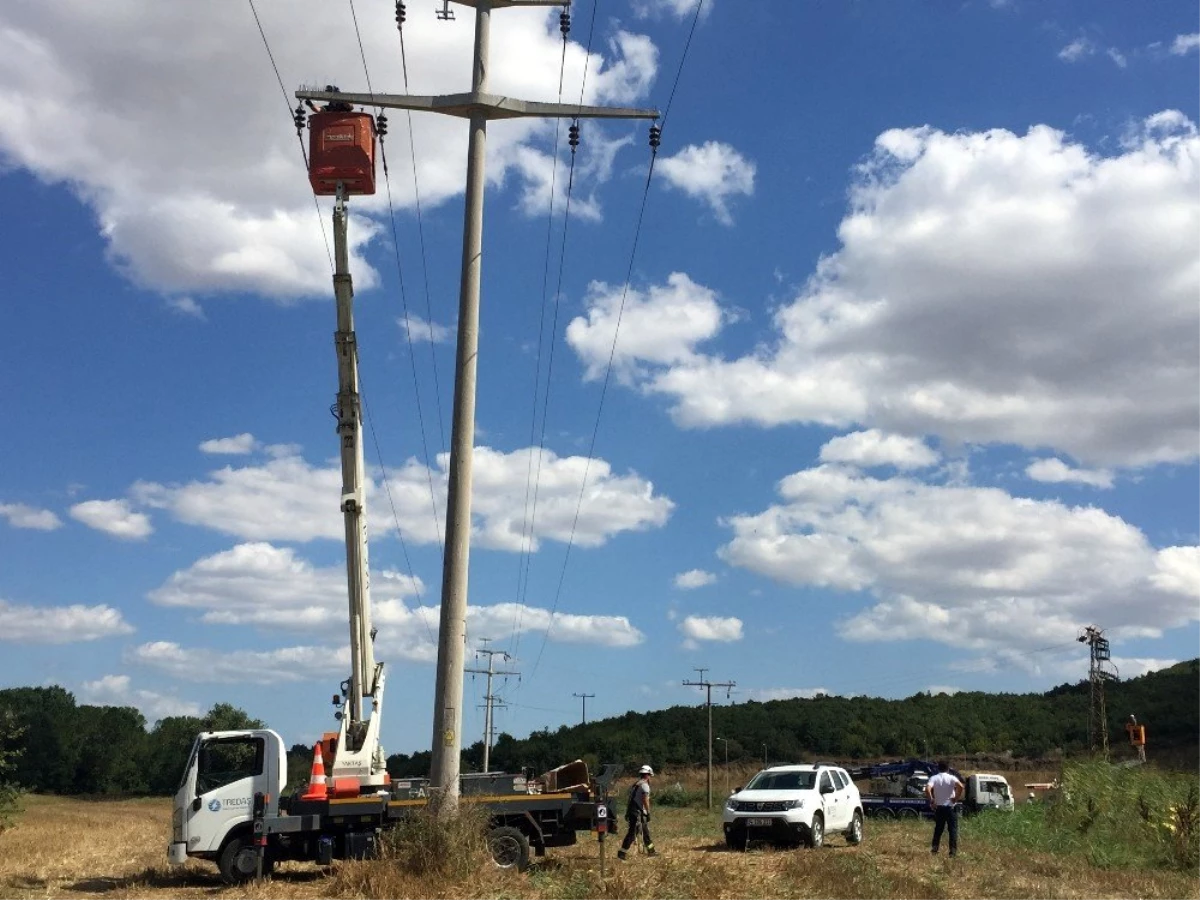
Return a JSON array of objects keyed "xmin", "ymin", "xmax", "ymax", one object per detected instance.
[{"xmin": 1, "ymin": 789, "xmax": 1197, "ymax": 900}]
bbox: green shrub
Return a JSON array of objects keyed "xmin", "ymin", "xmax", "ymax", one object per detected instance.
[{"xmin": 971, "ymin": 761, "xmax": 1200, "ymax": 872}]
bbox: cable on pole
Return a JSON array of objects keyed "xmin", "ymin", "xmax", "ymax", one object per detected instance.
[
  {"xmin": 396, "ymin": 2, "xmax": 448, "ymax": 453},
  {"xmin": 508, "ymin": 0, "xmax": 588, "ymax": 664},
  {"xmin": 247, "ymin": 0, "xmax": 334, "ymax": 272},
  {"xmin": 347, "ymin": 0, "xmax": 446, "ymax": 552}
]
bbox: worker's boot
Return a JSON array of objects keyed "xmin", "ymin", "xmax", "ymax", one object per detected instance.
[{"xmin": 616, "ymin": 849, "xmax": 627, "ymax": 861}]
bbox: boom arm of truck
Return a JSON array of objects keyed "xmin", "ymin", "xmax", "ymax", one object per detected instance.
[{"xmin": 328, "ymin": 184, "xmax": 387, "ymax": 788}]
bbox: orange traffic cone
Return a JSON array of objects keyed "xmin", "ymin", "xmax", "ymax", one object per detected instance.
[{"xmin": 300, "ymin": 743, "xmax": 328, "ymax": 800}]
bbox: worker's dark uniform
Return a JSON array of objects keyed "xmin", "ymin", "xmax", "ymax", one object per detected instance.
[{"xmin": 619, "ymin": 777, "xmax": 655, "ymax": 856}]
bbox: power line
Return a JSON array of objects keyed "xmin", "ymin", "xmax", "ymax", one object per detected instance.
[
  {"xmin": 345, "ymin": 0, "xmax": 445, "ymax": 551},
  {"xmin": 510, "ymin": 1, "xmax": 591, "ymax": 665},
  {"xmin": 246, "ymin": 0, "xmax": 333, "ymax": 272},
  {"xmin": 527, "ymin": 0, "xmax": 706, "ymax": 681}
]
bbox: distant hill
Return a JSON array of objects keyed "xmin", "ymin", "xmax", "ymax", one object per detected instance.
[{"xmin": 388, "ymin": 659, "xmax": 1200, "ymax": 777}]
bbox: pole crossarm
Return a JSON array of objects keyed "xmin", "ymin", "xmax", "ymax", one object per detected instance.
[{"xmin": 297, "ymin": 90, "xmax": 659, "ymax": 122}]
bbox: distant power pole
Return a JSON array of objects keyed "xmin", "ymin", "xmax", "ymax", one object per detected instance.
[
  {"xmin": 465, "ymin": 642, "xmax": 518, "ymax": 772},
  {"xmin": 1078, "ymin": 625, "xmax": 1118, "ymax": 758},
  {"xmin": 573, "ymin": 692, "xmax": 595, "ymax": 726},
  {"xmin": 683, "ymin": 668, "xmax": 736, "ymax": 810}
]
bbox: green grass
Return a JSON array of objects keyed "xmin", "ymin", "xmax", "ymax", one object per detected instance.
[{"xmin": 971, "ymin": 761, "xmax": 1200, "ymax": 871}]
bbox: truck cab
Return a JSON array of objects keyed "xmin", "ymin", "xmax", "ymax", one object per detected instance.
[
  {"xmin": 169, "ymin": 730, "xmax": 287, "ymax": 879},
  {"xmin": 964, "ymin": 773, "xmax": 1014, "ymax": 812}
]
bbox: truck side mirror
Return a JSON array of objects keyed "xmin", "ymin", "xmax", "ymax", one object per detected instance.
[{"xmin": 192, "ymin": 798, "xmax": 202, "ymax": 812}]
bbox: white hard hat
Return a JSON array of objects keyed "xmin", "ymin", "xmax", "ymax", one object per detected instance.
[{"xmin": 639, "ymin": 765, "xmax": 654, "ymax": 776}]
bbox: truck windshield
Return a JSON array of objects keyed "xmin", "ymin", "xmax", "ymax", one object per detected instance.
[
  {"xmin": 196, "ymin": 736, "xmax": 264, "ymax": 796},
  {"xmin": 745, "ymin": 771, "xmax": 817, "ymax": 791}
]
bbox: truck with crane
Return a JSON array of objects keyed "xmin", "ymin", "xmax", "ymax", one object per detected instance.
[
  {"xmin": 166, "ymin": 103, "xmax": 616, "ymax": 885},
  {"xmin": 845, "ymin": 759, "xmax": 1014, "ymax": 819}
]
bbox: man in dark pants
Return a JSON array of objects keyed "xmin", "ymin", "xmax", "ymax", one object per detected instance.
[
  {"xmin": 925, "ymin": 760, "xmax": 964, "ymax": 856},
  {"xmin": 617, "ymin": 765, "xmax": 656, "ymax": 859}
]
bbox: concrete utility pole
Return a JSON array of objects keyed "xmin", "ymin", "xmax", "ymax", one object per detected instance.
[
  {"xmin": 573, "ymin": 692, "xmax": 595, "ymax": 726},
  {"xmin": 683, "ymin": 668, "xmax": 736, "ymax": 810},
  {"xmin": 300, "ymin": 0, "xmax": 657, "ymax": 812},
  {"xmin": 466, "ymin": 642, "xmax": 518, "ymax": 773}
]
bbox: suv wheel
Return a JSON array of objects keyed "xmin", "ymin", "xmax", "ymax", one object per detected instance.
[
  {"xmin": 805, "ymin": 813, "xmax": 824, "ymax": 849},
  {"xmin": 845, "ymin": 809, "xmax": 864, "ymax": 845}
]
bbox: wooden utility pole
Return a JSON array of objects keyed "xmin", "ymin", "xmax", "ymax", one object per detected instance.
[
  {"xmin": 683, "ymin": 669, "xmax": 736, "ymax": 809},
  {"xmin": 573, "ymin": 692, "xmax": 595, "ymax": 726}
]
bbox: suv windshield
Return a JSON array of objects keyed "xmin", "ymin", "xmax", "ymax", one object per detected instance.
[{"xmin": 745, "ymin": 770, "xmax": 817, "ymax": 791}]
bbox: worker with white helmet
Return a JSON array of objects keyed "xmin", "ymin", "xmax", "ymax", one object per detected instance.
[{"xmin": 617, "ymin": 764, "xmax": 657, "ymax": 859}]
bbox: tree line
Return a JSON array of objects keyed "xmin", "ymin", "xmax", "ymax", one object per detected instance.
[{"xmin": 0, "ymin": 660, "xmax": 1193, "ymax": 797}]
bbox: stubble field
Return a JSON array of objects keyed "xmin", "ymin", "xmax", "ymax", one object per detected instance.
[{"xmin": 1, "ymin": 790, "xmax": 1197, "ymax": 900}]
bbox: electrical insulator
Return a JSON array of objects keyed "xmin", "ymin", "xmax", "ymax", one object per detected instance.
[
  {"xmin": 649, "ymin": 124, "xmax": 661, "ymax": 149},
  {"xmin": 560, "ymin": 10, "xmax": 570, "ymax": 37},
  {"xmin": 568, "ymin": 123, "xmax": 580, "ymax": 149},
  {"xmin": 395, "ymin": 0, "xmax": 406, "ymax": 28},
  {"xmin": 293, "ymin": 103, "xmax": 307, "ymax": 134},
  {"xmin": 376, "ymin": 112, "xmax": 388, "ymax": 138}
]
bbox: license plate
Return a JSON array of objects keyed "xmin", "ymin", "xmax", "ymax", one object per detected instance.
[{"xmin": 745, "ymin": 817, "xmax": 774, "ymax": 827}]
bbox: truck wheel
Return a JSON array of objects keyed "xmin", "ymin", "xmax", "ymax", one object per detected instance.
[
  {"xmin": 218, "ymin": 836, "xmax": 267, "ymax": 884},
  {"xmin": 488, "ymin": 825, "xmax": 531, "ymax": 871},
  {"xmin": 845, "ymin": 810, "xmax": 864, "ymax": 845},
  {"xmin": 898, "ymin": 808, "xmax": 920, "ymax": 820},
  {"xmin": 804, "ymin": 813, "xmax": 824, "ymax": 849},
  {"xmin": 875, "ymin": 808, "xmax": 895, "ymax": 820}
]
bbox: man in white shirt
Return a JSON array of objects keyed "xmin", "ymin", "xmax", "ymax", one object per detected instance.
[{"xmin": 924, "ymin": 761, "xmax": 964, "ymax": 856}]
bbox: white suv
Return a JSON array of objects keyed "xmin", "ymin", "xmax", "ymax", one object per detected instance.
[{"xmin": 722, "ymin": 764, "xmax": 864, "ymax": 850}]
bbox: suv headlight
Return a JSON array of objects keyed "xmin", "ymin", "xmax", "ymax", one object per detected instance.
[
  {"xmin": 724, "ymin": 796, "xmax": 738, "ymax": 811},
  {"xmin": 782, "ymin": 798, "xmax": 806, "ymax": 810}
]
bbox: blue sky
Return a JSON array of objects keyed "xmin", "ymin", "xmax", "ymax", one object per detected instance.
[{"xmin": 0, "ymin": 0, "xmax": 1197, "ymax": 757}]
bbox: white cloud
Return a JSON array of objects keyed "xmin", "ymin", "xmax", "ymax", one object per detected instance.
[
  {"xmin": 166, "ymin": 296, "xmax": 205, "ymax": 319},
  {"xmin": 656, "ymin": 141, "xmax": 755, "ymax": 224},
  {"xmin": 573, "ymin": 116, "xmax": 1200, "ymax": 468},
  {"xmin": 0, "ymin": 4, "xmax": 658, "ymax": 300},
  {"xmin": 398, "ymin": 314, "xmax": 454, "ymax": 345},
  {"xmin": 470, "ymin": 603, "xmax": 645, "ymax": 648},
  {"xmin": 675, "ymin": 569, "xmax": 717, "ymax": 589},
  {"xmin": 69, "ymin": 498, "xmax": 153, "ymax": 539},
  {"xmin": 199, "ymin": 433, "xmax": 259, "ymax": 455},
  {"xmin": 127, "ymin": 641, "xmax": 345, "ymax": 685},
  {"xmin": 678, "ymin": 615, "xmax": 743, "ymax": 644},
  {"xmin": 0, "ymin": 599, "xmax": 133, "ymax": 643},
  {"xmin": 1106, "ymin": 48, "xmax": 1127, "ymax": 68},
  {"xmin": 631, "ymin": 0, "xmax": 711, "ymax": 20},
  {"xmin": 147, "ymin": 543, "xmax": 643, "ymax": 655},
  {"xmin": 134, "ymin": 446, "xmax": 672, "ymax": 550},
  {"xmin": 1110, "ymin": 657, "xmax": 1179, "ymax": 679},
  {"xmin": 1058, "ymin": 37, "xmax": 1096, "ymax": 62},
  {"xmin": 148, "ymin": 541, "xmax": 425, "ymax": 628},
  {"xmin": 80, "ymin": 674, "xmax": 201, "ymax": 722},
  {"xmin": 0, "ymin": 502, "xmax": 62, "ymax": 531},
  {"xmin": 1026, "ymin": 457, "xmax": 1114, "ymax": 489},
  {"xmin": 746, "ymin": 686, "xmax": 829, "ymax": 701},
  {"xmin": 819, "ymin": 430, "xmax": 940, "ymax": 471},
  {"xmin": 718, "ymin": 463, "xmax": 1199, "ymax": 654},
  {"xmin": 1170, "ymin": 33, "xmax": 1200, "ymax": 55},
  {"xmin": 566, "ymin": 272, "xmax": 724, "ymax": 384}
]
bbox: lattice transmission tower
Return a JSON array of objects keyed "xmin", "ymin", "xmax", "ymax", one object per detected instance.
[{"xmin": 1077, "ymin": 625, "xmax": 1119, "ymax": 757}]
